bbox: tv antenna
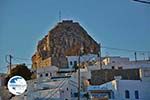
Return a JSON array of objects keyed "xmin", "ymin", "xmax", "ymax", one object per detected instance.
[{"xmin": 59, "ymin": 11, "xmax": 61, "ymax": 22}]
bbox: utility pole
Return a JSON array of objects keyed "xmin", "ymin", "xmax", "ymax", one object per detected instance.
[
  {"xmin": 59, "ymin": 11, "xmax": 61, "ymax": 22},
  {"xmin": 78, "ymin": 46, "xmax": 84, "ymax": 100},
  {"xmin": 9, "ymin": 55, "xmax": 13, "ymax": 74},
  {"xmin": 148, "ymin": 52, "xmax": 150, "ymax": 61},
  {"xmin": 5, "ymin": 54, "xmax": 13, "ymax": 74},
  {"xmin": 78, "ymin": 54, "xmax": 81, "ymax": 100},
  {"xmin": 99, "ymin": 43, "xmax": 102, "ymax": 69},
  {"xmin": 9, "ymin": 55, "xmax": 12, "ymax": 73},
  {"xmin": 134, "ymin": 52, "xmax": 137, "ymax": 62}
]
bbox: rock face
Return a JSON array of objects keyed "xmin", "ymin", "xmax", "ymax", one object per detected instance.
[{"xmin": 32, "ymin": 20, "xmax": 100, "ymax": 69}]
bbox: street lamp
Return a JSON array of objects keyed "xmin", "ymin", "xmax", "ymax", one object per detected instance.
[{"xmin": 78, "ymin": 46, "xmax": 84, "ymax": 100}]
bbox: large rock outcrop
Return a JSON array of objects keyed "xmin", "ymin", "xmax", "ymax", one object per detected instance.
[{"xmin": 32, "ymin": 20, "xmax": 100, "ymax": 69}]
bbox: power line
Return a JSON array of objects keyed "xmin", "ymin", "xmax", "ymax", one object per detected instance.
[
  {"xmin": 13, "ymin": 57, "xmax": 31, "ymax": 61},
  {"xmin": 133, "ymin": 0, "xmax": 150, "ymax": 4},
  {"xmin": 5, "ymin": 55, "xmax": 31, "ymax": 61},
  {"xmin": 49, "ymin": 79, "xmax": 68, "ymax": 99},
  {"xmin": 101, "ymin": 46, "xmax": 150, "ymax": 61},
  {"xmin": 101, "ymin": 46, "xmax": 150, "ymax": 53},
  {"xmin": 44, "ymin": 72, "xmax": 74, "ymax": 99},
  {"xmin": 44, "ymin": 78, "xmax": 68, "ymax": 99}
]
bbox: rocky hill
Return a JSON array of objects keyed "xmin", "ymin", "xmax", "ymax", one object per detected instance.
[{"xmin": 32, "ymin": 20, "xmax": 100, "ymax": 69}]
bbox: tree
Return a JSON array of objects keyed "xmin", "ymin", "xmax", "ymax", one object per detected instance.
[{"xmin": 5, "ymin": 64, "xmax": 32, "ymax": 85}]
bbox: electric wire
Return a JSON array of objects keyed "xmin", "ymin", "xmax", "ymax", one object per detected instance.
[{"xmin": 101, "ymin": 46, "xmax": 150, "ymax": 53}]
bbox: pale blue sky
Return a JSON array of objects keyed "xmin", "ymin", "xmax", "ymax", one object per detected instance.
[{"xmin": 0, "ymin": 0, "xmax": 150, "ymax": 73}]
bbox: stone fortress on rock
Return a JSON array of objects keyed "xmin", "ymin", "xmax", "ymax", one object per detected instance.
[{"xmin": 32, "ymin": 20, "xmax": 100, "ymax": 69}]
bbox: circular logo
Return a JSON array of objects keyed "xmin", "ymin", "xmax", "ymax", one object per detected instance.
[{"xmin": 7, "ymin": 76, "xmax": 27, "ymax": 95}]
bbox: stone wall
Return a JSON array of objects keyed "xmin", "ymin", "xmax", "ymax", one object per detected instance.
[
  {"xmin": 91, "ymin": 69, "xmax": 140, "ymax": 85},
  {"xmin": 32, "ymin": 20, "xmax": 100, "ymax": 69}
]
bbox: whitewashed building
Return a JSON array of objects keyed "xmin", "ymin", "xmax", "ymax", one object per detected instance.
[
  {"xmin": 67, "ymin": 55, "xmax": 150, "ymax": 71},
  {"xmin": 102, "ymin": 56, "xmax": 150, "ymax": 69},
  {"xmin": 36, "ymin": 66, "xmax": 58, "ymax": 78},
  {"xmin": 87, "ymin": 67, "xmax": 150, "ymax": 100},
  {"xmin": 13, "ymin": 77, "xmax": 78, "ymax": 100},
  {"xmin": 66, "ymin": 54, "xmax": 97, "ymax": 69}
]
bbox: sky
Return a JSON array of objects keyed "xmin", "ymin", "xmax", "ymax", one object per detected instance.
[{"xmin": 0, "ymin": 0, "xmax": 150, "ymax": 73}]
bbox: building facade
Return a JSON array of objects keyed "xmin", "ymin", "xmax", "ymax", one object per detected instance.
[
  {"xmin": 102, "ymin": 56, "xmax": 150, "ymax": 69},
  {"xmin": 88, "ymin": 67, "xmax": 150, "ymax": 100}
]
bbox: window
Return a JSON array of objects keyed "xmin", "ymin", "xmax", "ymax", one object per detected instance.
[
  {"xmin": 40, "ymin": 74, "xmax": 43, "ymax": 77},
  {"xmin": 70, "ymin": 61, "xmax": 73, "ymax": 65},
  {"xmin": 74, "ymin": 93, "xmax": 78, "ymax": 97},
  {"xmin": 135, "ymin": 90, "xmax": 139, "ymax": 99},
  {"xmin": 74, "ymin": 61, "xmax": 77, "ymax": 66},
  {"xmin": 66, "ymin": 88, "xmax": 69, "ymax": 91},
  {"xmin": 71, "ymin": 90, "xmax": 72, "ymax": 95},
  {"xmin": 118, "ymin": 66, "xmax": 123, "ymax": 69},
  {"xmin": 61, "ymin": 90, "xmax": 64, "ymax": 93},
  {"xmin": 112, "ymin": 66, "xmax": 115, "ymax": 69},
  {"xmin": 125, "ymin": 90, "xmax": 130, "ymax": 99},
  {"xmin": 50, "ymin": 73, "xmax": 52, "ymax": 76},
  {"xmin": 45, "ymin": 73, "xmax": 48, "ymax": 77}
]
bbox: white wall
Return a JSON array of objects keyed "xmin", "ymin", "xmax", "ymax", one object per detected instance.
[
  {"xmin": 88, "ymin": 79, "xmax": 150, "ymax": 100},
  {"xmin": 116, "ymin": 80, "xmax": 142, "ymax": 100},
  {"xmin": 25, "ymin": 77, "xmax": 78, "ymax": 100},
  {"xmin": 102, "ymin": 56, "xmax": 150, "ymax": 69},
  {"xmin": 36, "ymin": 66, "xmax": 58, "ymax": 78},
  {"xmin": 67, "ymin": 54, "xmax": 97, "ymax": 68}
]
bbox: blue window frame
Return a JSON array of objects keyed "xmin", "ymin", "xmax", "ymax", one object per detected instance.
[
  {"xmin": 125, "ymin": 90, "xmax": 130, "ymax": 99},
  {"xmin": 135, "ymin": 90, "xmax": 139, "ymax": 99}
]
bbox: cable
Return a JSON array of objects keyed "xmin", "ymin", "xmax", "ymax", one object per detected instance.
[
  {"xmin": 101, "ymin": 46, "xmax": 150, "ymax": 53},
  {"xmin": 50, "ymin": 79, "xmax": 68, "ymax": 98},
  {"xmin": 133, "ymin": 0, "xmax": 150, "ymax": 4},
  {"xmin": 5, "ymin": 55, "xmax": 31, "ymax": 62},
  {"xmin": 46, "ymin": 78, "xmax": 68, "ymax": 99},
  {"xmin": 45, "ymin": 72, "xmax": 74, "ymax": 99},
  {"xmin": 13, "ymin": 57, "xmax": 31, "ymax": 61}
]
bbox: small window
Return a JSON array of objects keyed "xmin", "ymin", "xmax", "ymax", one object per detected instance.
[
  {"xmin": 135, "ymin": 90, "xmax": 139, "ymax": 99},
  {"xmin": 125, "ymin": 90, "xmax": 130, "ymax": 99},
  {"xmin": 74, "ymin": 93, "xmax": 78, "ymax": 97},
  {"xmin": 118, "ymin": 66, "xmax": 123, "ymax": 69},
  {"xmin": 45, "ymin": 73, "xmax": 48, "ymax": 77},
  {"xmin": 66, "ymin": 88, "xmax": 69, "ymax": 91},
  {"xmin": 70, "ymin": 61, "xmax": 73, "ymax": 65},
  {"xmin": 40, "ymin": 74, "xmax": 43, "ymax": 77},
  {"xmin": 74, "ymin": 61, "xmax": 77, "ymax": 67},
  {"xmin": 50, "ymin": 73, "xmax": 52, "ymax": 76},
  {"xmin": 112, "ymin": 66, "xmax": 115, "ymax": 69},
  {"xmin": 71, "ymin": 89, "xmax": 73, "ymax": 95}
]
